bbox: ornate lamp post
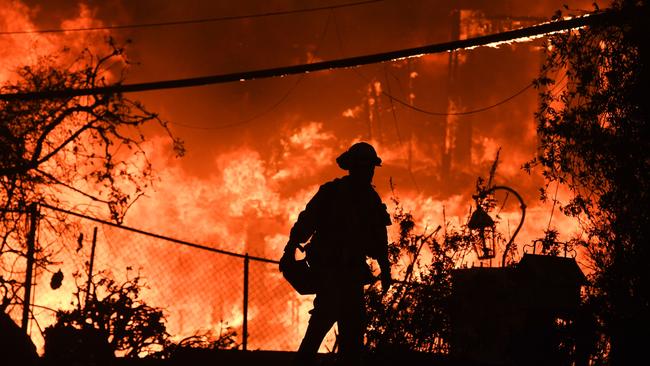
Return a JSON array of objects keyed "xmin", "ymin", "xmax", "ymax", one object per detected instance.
[
  {"xmin": 468, "ymin": 185, "xmax": 526, "ymax": 267},
  {"xmin": 468, "ymin": 204, "xmax": 497, "ymax": 260}
]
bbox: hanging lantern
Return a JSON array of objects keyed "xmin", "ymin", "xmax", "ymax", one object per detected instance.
[{"xmin": 468, "ymin": 205, "xmax": 496, "ymax": 260}]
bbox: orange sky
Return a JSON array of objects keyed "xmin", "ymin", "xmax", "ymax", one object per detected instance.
[{"xmin": 1, "ymin": 0, "xmax": 599, "ymax": 354}]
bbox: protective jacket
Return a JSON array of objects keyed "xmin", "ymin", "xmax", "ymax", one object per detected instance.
[{"xmin": 288, "ymin": 175, "xmax": 391, "ymax": 285}]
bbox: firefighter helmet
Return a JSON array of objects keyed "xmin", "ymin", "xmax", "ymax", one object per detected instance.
[{"xmin": 336, "ymin": 142, "xmax": 382, "ymax": 170}]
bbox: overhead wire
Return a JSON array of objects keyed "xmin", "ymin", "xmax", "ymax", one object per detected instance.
[
  {"xmin": 332, "ymin": 11, "xmax": 532, "ymax": 117},
  {"xmin": 326, "ymin": 7, "xmax": 539, "ymax": 118},
  {"xmin": 326, "ymin": 6, "xmax": 534, "ymax": 117},
  {"xmin": 0, "ymin": 9, "xmax": 617, "ymax": 102},
  {"xmin": 39, "ymin": 203, "xmax": 280, "ymax": 264},
  {"xmin": 0, "ymin": 0, "xmax": 384, "ymax": 35},
  {"xmin": 387, "ymin": 82, "xmax": 535, "ymax": 116},
  {"xmin": 168, "ymin": 9, "xmax": 335, "ymax": 130}
]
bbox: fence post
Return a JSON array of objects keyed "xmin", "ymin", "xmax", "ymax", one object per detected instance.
[
  {"xmin": 243, "ymin": 253, "xmax": 249, "ymax": 351},
  {"xmin": 22, "ymin": 203, "xmax": 38, "ymax": 331}
]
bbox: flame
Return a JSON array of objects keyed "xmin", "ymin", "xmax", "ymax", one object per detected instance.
[
  {"xmin": 1, "ymin": 0, "xmax": 595, "ymax": 357},
  {"xmin": 0, "ymin": 1, "xmax": 54, "ymax": 82}
]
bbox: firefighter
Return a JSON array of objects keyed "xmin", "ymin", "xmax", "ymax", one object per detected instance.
[{"xmin": 281, "ymin": 142, "xmax": 392, "ymax": 366}]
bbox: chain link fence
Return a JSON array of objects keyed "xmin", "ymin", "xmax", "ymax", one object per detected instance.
[{"xmin": 13, "ymin": 204, "xmax": 337, "ymax": 355}]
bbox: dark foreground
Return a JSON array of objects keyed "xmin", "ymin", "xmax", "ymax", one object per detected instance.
[{"xmin": 36, "ymin": 349, "xmax": 497, "ymax": 366}]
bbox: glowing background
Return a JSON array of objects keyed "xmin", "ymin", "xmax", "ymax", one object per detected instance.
[{"xmin": 1, "ymin": 0, "xmax": 595, "ymax": 354}]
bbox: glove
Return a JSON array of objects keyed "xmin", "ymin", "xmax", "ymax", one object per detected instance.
[
  {"xmin": 284, "ymin": 239, "xmax": 301, "ymax": 252},
  {"xmin": 279, "ymin": 250, "xmax": 292, "ymax": 273}
]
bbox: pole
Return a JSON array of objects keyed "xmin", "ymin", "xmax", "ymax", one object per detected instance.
[
  {"xmin": 84, "ymin": 227, "xmax": 98, "ymax": 311},
  {"xmin": 21, "ymin": 203, "xmax": 38, "ymax": 331},
  {"xmin": 242, "ymin": 253, "xmax": 249, "ymax": 351}
]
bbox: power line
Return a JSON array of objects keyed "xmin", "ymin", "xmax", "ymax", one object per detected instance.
[
  {"xmin": 169, "ymin": 9, "xmax": 335, "ymax": 130},
  {"xmin": 40, "ymin": 202, "xmax": 416, "ymax": 285},
  {"xmin": 388, "ymin": 82, "xmax": 535, "ymax": 116},
  {"xmin": 0, "ymin": 10, "xmax": 618, "ymax": 101},
  {"xmin": 332, "ymin": 12, "xmax": 535, "ymax": 117},
  {"xmin": 169, "ymin": 73, "xmax": 305, "ymax": 130},
  {"xmin": 40, "ymin": 203, "xmax": 280, "ymax": 264},
  {"xmin": 0, "ymin": 0, "xmax": 383, "ymax": 36}
]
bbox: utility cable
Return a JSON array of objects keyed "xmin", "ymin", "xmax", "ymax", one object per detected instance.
[
  {"xmin": 169, "ymin": 9, "xmax": 334, "ymax": 130},
  {"xmin": 0, "ymin": 0, "xmax": 383, "ymax": 35},
  {"xmin": 0, "ymin": 10, "xmax": 617, "ymax": 101},
  {"xmin": 387, "ymin": 82, "xmax": 535, "ymax": 116},
  {"xmin": 40, "ymin": 203, "xmax": 279, "ymax": 264},
  {"xmin": 332, "ymin": 10, "xmax": 533, "ymax": 117}
]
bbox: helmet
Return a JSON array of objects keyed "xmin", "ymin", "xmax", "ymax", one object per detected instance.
[{"xmin": 336, "ymin": 142, "xmax": 382, "ymax": 170}]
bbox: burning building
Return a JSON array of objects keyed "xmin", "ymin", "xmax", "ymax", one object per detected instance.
[{"xmin": 0, "ymin": 0, "xmax": 595, "ymax": 358}]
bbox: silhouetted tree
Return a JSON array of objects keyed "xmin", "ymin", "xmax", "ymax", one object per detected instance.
[
  {"xmin": 526, "ymin": 1, "xmax": 650, "ymax": 363},
  {"xmin": 0, "ymin": 39, "xmax": 184, "ymax": 318}
]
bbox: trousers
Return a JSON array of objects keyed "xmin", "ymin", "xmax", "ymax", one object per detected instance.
[{"xmin": 294, "ymin": 279, "xmax": 365, "ymax": 366}]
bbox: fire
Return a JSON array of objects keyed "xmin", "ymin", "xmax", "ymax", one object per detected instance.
[
  {"xmin": 0, "ymin": 2, "xmax": 113, "ymax": 83},
  {"xmin": 1, "ymin": 0, "xmax": 593, "ymax": 358},
  {"xmin": 0, "ymin": 2, "xmax": 53, "ymax": 82}
]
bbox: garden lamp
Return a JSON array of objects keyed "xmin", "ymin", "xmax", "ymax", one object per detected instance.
[{"xmin": 468, "ymin": 205, "xmax": 497, "ymax": 260}]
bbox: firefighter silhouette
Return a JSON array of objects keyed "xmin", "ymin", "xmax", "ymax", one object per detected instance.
[{"xmin": 280, "ymin": 142, "xmax": 392, "ymax": 366}]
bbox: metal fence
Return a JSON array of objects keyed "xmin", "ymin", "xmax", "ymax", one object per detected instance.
[{"xmin": 9, "ymin": 203, "xmax": 336, "ymax": 354}]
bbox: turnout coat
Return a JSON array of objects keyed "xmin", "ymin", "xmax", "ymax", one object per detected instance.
[{"xmin": 288, "ymin": 175, "xmax": 391, "ymax": 286}]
